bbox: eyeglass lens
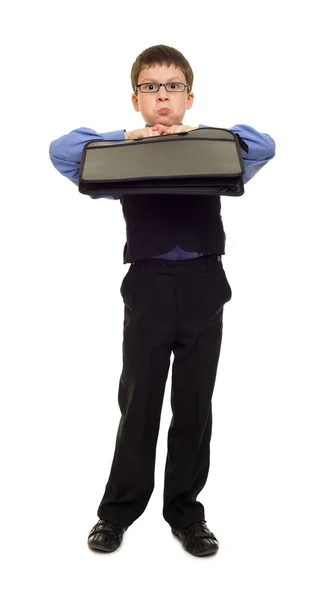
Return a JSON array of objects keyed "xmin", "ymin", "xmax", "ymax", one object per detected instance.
[{"xmin": 139, "ymin": 82, "xmax": 185, "ymax": 93}]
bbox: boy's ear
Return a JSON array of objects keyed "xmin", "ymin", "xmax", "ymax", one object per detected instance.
[
  {"xmin": 131, "ymin": 93, "xmax": 139, "ymax": 111},
  {"xmin": 187, "ymin": 92, "xmax": 194, "ymax": 107}
]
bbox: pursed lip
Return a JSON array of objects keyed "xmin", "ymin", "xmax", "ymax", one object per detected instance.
[{"xmin": 157, "ymin": 108, "xmax": 170, "ymax": 114}]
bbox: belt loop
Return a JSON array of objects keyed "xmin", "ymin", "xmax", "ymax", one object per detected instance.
[
  {"xmin": 141, "ymin": 262, "xmax": 145, "ymax": 273},
  {"xmin": 205, "ymin": 255, "xmax": 209, "ymax": 272}
]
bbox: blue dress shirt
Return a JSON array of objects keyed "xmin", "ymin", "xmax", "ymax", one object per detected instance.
[{"xmin": 49, "ymin": 122, "xmax": 275, "ymax": 260}]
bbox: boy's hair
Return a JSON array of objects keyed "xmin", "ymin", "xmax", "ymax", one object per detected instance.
[{"xmin": 131, "ymin": 44, "xmax": 194, "ymax": 95}]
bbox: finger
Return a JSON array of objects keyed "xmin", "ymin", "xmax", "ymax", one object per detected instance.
[{"xmin": 154, "ymin": 125, "xmax": 169, "ymax": 131}]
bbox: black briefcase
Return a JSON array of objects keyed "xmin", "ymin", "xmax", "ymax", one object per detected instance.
[{"xmin": 78, "ymin": 126, "xmax": 249, "ymax": 197}]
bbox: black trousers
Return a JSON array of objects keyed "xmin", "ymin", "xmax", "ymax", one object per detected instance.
[{"xmin": 97, "ymin": 253, "xmax": 232, "ymax": 529}]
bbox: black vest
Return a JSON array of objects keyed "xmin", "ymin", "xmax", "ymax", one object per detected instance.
[{"xmin": 120, "ymin": 193, "xmax": 226, "ymax": 264}]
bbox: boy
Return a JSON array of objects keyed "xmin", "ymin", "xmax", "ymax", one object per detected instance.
[{"xmin": 49, "ymin": 44, "xmax": 276, "ymax": 557}]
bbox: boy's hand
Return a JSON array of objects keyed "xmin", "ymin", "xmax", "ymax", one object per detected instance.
[
  {"xmin": 152, "ymin": 124, "xmax": 197, "ymax": 135},
  {"xmin": 125, "ymin": 127, "xmax": 164, "ymax": 140},
  {"xmin": 125, "ymin": 124, "xmax": 197, "ymax": 140}
]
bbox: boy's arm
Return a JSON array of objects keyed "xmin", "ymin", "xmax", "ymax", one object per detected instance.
[
  {"xmin": 198, "ymin": 123, "xmax": 276, "ymax": 185},
  {"xmin": 49, "ymin": 127, "xmax": 126, "ymax": 199}
]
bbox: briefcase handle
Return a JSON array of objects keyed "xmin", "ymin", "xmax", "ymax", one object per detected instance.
[{"xmin": 136, "ymin": 129, "xmax": 249, "ymax": 153}]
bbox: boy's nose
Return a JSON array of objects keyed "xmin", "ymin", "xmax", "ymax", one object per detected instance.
[{"xmin": 157, "ymin": 86, "xmax": 169, "ymax": 97}]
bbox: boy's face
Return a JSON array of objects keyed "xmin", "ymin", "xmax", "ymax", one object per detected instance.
[{"xmin": 131, "ymin": 63, "xmax": 194, "ymax": 127}]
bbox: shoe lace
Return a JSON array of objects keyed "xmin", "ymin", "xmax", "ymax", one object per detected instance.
[
  {"xmin": 184, "ymin": 520, "xmax": 209, "ymax": 540},
  {"xmin": 97, "ymin": 520, "xmax": 126, "ymax": 539}
]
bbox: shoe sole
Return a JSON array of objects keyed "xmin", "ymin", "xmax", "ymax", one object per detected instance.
[
  {"xmin": 88, "ymin": 541, "xmax": 120, "ymax": 552},
  {"xmin": 171, "ymin": 529, "xmax": 219, "ymax": 556}
]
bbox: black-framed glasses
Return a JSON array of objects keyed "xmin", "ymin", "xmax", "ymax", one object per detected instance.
[{"xmin": 136, "ymin": 82, "xmax": 190, "ymax": 94}]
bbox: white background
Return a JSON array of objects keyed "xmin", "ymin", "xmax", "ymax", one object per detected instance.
[{"xmin": 1, "ymin": 0, "xmax": 326, "ymax": 598}]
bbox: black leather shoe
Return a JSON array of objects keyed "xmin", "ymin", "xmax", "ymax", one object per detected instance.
[
  {"xmin": 171, "ymin": 520, "xmax": 219, "ymax": 557},
  {"xmin": 88, "ymin": 519, "xmax": 129, "ymax": 552}
]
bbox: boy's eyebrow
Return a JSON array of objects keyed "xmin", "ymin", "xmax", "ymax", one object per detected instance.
[{"xmin": 139, "ymin": 76, "xmax": 184, "ymax": 83}]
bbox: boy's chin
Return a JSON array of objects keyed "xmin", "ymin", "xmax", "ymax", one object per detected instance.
[{"xmin": 155, "ymin": 116, "xmax": 173, "ymax": 125}]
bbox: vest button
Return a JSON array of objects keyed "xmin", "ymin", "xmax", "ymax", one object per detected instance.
[{"xmin": 161, "ymin": 263, "xmax": 167, "ymax": 268}]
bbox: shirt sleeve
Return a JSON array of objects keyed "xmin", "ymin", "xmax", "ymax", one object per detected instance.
[
  {"xmin": 49, "ymin": 127, "xmax": 126, "ymax": 199},
  {"xmin": 198, "ymin": 123, "xmax": 276, "ymax": 185}
]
